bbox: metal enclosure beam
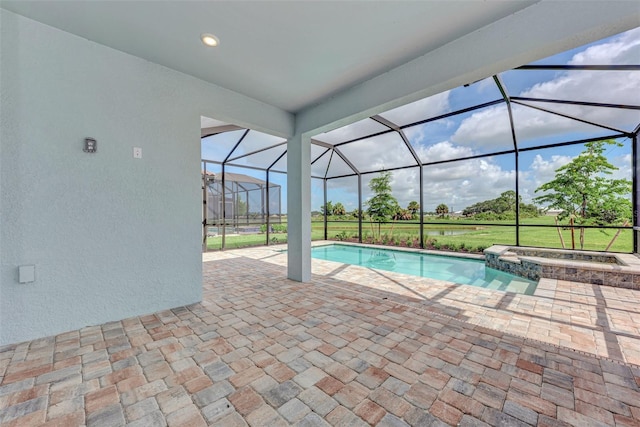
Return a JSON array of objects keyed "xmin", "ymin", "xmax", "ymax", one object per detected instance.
[
  {"xmin": 266, "ymin": 151, "xmax": 287, "ymax": 246},
  {"xmin": 358, "ymin": 174, "xmax": 363, "ymax": 243},
  {"xmin": 202, "ymin": 162, "xmax": 208, "ymax": 252},
  {"xmin": 371, "ymin": 114, "xmax": 424, "ymax": 248},
  {"xmin": 266, "ymin": 170, "xmax": 270, "ymax": 245},
  {"xmin": 494, "ymin": 74, "xmax": 520, "ymax": 246},
  {"xmin": 634, "ymin": 135, "xmax": 639, "ymax": 254},
  {"xmin": 513, "ymin": 100, "xmax": 631, "ymax": 136},
  {"xmin": 323, "ymin": 179, "xmax": 328, "ymax": 241}
]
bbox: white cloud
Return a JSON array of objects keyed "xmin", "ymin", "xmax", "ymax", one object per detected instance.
[
  {"xmin": 422, "ymin": 157, "xmax": 515, "ymax": 211},
  {"xmin": 519, "ymin": 69, "xmax": 640, "ymax": 132},
  {"xmin": 417, "ymin": 140, "xmax": 474, "ymax": 163},
  {"xmin": 518, "ymin": 154, "xmax": 573, "ymax": 202},
  {"xmin": 319, "ymin": 145, "xmax": 631, "ymax": 213},
  {"xmin": 450, "ymin": 106, "xmax": 513, "ymax": 149},
  {"xmin": 611, "ymin": 153, "xmax": 633, "ymax": 181},
  {"xmin": 337, "ymin": 132, "xmax": 417, "ymax": 173},
  {"xmin": 518, "ymin": 146, "xmax": 633, "ymax": 205},
  {"xmin": 450, "ymin": 28, "xmax": 640, "ymax": 148},
  {"xmin": 569, "ymin": 27, "xmax": 640, "ymax": 66},
  {"xmin": 520, "ymin": 28, "xmax": 640, "ymax": 130},
  {"xmin": 381, "ymin": 91, "xmax": 451, "ymax": 126},
  {"xmin": 529, "ymin": 154, "xmax": 572, "ymax": 179},
  {"xmin": 404, "ymin": 118, "xmax": 456, "ymax": 148}
]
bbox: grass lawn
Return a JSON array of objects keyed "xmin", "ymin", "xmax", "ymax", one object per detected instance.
[
  {"xmin": 207, "ymin": 215, "xmax": 633, "ymax": 253},
  {"xmin": 206, "ymin": 233, "xmax": 288, "ymax": 250}
]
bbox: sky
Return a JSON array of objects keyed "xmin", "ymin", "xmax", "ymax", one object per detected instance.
[{"xmin": 202, "ymin": 27, "xmax": 640, "ymax": 214}]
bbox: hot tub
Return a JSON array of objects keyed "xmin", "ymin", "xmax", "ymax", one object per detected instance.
[{"xmin": 484, "ymin": 245, "xmax": 640, "ymax": 289}]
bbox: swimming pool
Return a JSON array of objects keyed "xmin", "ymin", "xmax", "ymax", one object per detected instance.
[{"xmin": 311, "ymin": 244, "xmax": 537, "ymax": 295}]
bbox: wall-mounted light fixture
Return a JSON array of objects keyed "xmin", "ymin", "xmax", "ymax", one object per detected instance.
[{"xmin": 84, "ymin": 137, "xmax": 97, "ymax": 153}]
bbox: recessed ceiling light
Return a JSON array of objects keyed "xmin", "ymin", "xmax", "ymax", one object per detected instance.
[{"xmin": 201, "ymin": 33, "xmax": 219, "ymax": 47}]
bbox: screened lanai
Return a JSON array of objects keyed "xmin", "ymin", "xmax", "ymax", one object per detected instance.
[
  {"xmin": 202, "ymin": 27, "xmax": 640, "ymax": 253},
  {"xmin": 202, "ymin": 169, "xmax": 282, "ymax": 248}
]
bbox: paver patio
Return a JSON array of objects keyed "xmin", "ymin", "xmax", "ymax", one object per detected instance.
[{"xmin": 1, "ymin": 244, "xmax": 640, "ymax": 426}]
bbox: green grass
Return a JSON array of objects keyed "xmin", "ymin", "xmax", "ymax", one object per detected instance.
[
  {"xmin": 207, "ymin": 216, "xmax": 633, "ymax": 252},
  {"xmin": 206, "ymin": 233, "xmax": 288, "ymax": 250}
]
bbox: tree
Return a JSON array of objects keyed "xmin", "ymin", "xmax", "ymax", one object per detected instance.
[
  {"xmin": 393, "ymin": 208, "xmax": 413, "ymax": 220},
  {"xmin": 333, "ymin": 202, "xmax": 346, "ymax": 216},
  {"xmin": 321, "ymin": 200, "xmax": 334, "ymax": 216},
  {"xmin": 435, "ymin": 203, "xmax": 449, "ymax": 218},
  {"xmin": 365, "ymin": 172, "xmax": 399, "ymax": 238},
  {"xmin": 407, "ymin": 201, "xmax": 420, "ymax": 219},
  {"xmin": 462, "ymin": 190, "xmax": 539, "ymax": 219},
  {"xmin": 533, "ymin": 139, "xmax": 631, "ymax": 249},
  {"xmin": 236, "ymin": 199, "xmax": 247, "ymax": 217}
]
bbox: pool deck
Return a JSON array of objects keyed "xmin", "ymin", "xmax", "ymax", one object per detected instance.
[
  {"xmin": 1, "ymin": 242, "xmax": 639, "ymax": 426},
  {"xmin": 219, "ymin": 242, "xmax": 640, "ymax": 366}
]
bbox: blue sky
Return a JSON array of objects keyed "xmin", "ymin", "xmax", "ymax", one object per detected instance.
[{"xmin": 202, "ymin": 27, "xmax": 639, "ymax": 214}]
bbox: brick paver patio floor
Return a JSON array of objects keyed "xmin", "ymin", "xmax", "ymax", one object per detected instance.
[{"xmin": 1, "ymin": 244, "xmax": 640, "ymax": 426}]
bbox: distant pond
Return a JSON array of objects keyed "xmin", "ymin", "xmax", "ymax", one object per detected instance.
[{"xmin": 424, "ymin": 229, "xmax": 473, "ymax": 236}]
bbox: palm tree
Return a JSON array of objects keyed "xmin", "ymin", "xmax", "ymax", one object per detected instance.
[
  {"xmin": 321, "ymin": 201, "xmax": 334, "ymax": 216},
  {"xmin": 333, "ymin": 202, "xmax": 346, "ymax": 216},
  {"xmin": 394, "ymin": 208, "xmax": 413, "ymax": 220},
  {"xmin": 435, "ymin": 203, "xmax": 449, "ymax": 218},
  {"xmin": 407, "ymin": 201, "xmax": 420, "ymax": 219}
]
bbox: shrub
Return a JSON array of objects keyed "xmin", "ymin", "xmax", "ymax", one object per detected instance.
[
  {"xmin": 260, "ymin": 224, "xmax": 287, "ymax": 233},
  {"xmin": 272, "ymin": 224, "xmax": 287, "ymax": 233},
  {"xmin": 335, "ymin": 231, "xmax": 348, "ymax": 241}
]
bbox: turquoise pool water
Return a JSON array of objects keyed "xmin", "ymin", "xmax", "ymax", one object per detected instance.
[{"xmin": 311, "ymin": 244, "xmax": 537, "ymax": 295}]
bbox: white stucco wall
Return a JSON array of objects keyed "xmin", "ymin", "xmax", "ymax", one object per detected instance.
[{"xmin": 0, "ymin": 10, "xmax": 293, "ymax": 345}]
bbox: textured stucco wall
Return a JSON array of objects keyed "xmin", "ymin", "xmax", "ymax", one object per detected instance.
[{"xmin": 0, "ymin": 10, "xmax": 292, "ymax": 345}]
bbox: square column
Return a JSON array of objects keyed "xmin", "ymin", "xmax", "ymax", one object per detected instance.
[{"xmin": 287, "ymin": 133, "xmax": 311, "ymax": 281}]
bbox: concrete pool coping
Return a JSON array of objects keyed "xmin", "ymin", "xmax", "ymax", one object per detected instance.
[{"xmin": 310, "ymin": 241, "xmax": 485, "ymax": 260}]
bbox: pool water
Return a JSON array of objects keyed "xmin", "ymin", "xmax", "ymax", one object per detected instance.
[{"xmin": 311, "ymin": 244, "xmax": 537, "ymax": 295}]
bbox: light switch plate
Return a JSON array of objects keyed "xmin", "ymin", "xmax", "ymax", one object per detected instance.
[{"xmin": 133, "ymin": 147, "xmax": 142, "ymax": 159}]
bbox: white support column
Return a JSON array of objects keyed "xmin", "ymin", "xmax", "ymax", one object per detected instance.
[{"xmin": 287, "ymin": 133, "xmax": 311, "ymax": 282}]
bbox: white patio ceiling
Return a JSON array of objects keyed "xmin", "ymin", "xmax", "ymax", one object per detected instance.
[
  {"xmin": 4, "ymin": 1, "xmax": 638, "ymax": 140},
  {"xmin": 0, "ymin": 1, "xmax": 538, "ymax": 113}
]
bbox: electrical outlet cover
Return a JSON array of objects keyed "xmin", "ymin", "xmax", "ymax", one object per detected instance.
[{"xmin": 19, "ymin": 265, "xmax": 35, "ymax": 283}]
